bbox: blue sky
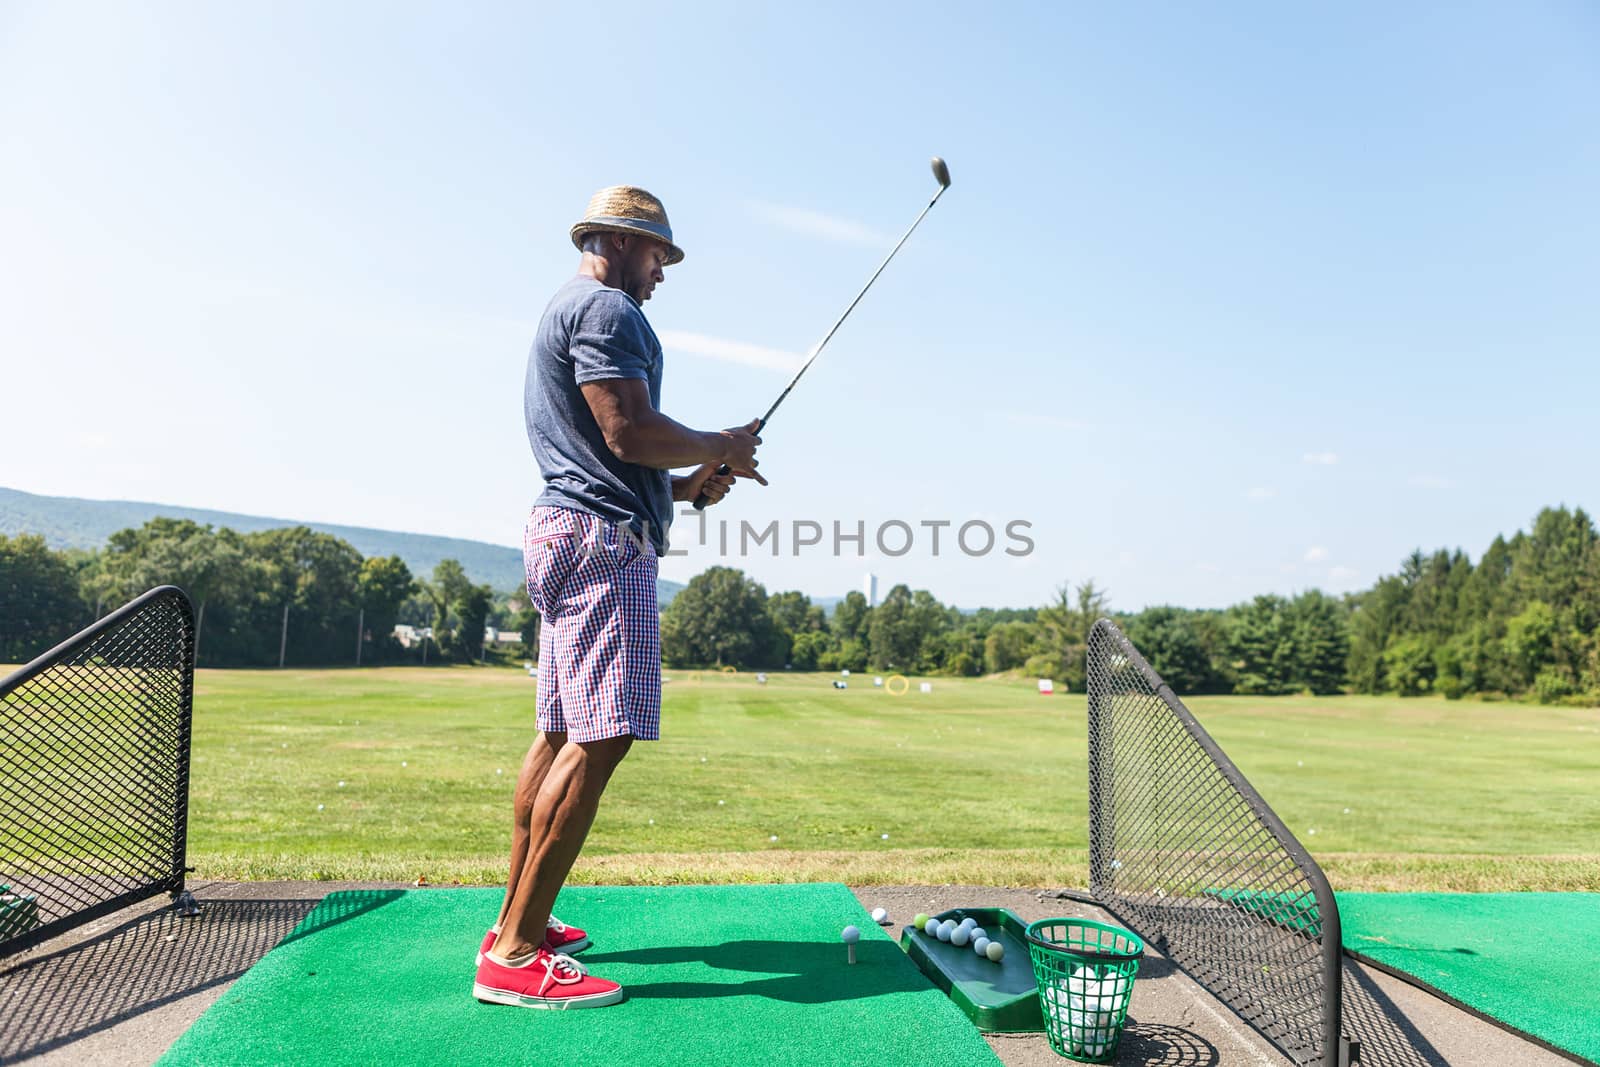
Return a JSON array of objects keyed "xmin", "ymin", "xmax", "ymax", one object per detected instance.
[{"xmin": 3, "ymin": 1, "xmax": 1597, "ymax": 610}]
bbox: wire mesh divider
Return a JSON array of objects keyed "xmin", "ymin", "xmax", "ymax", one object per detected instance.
[
  {"xmin": 1085, "ymin": 617, "xmax": 1356, "ymax": 1066},
  {"xmin": 1, "ymin": 586, "xmax": 196, "ymax": 959}
]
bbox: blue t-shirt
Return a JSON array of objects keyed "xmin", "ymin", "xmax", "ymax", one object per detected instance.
[{"xmin": 527, "ymin": 276, "xmax": 674, "ymax": 555}]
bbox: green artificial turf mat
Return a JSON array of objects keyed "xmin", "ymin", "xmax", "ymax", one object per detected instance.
[
  {"xmin": 157, "ymin": 883, "xmax": 1000, "ymax": 1066},
  {"xmin": 1338, "ymin": 892, "xmax": 1600, "ymax": 1062}
]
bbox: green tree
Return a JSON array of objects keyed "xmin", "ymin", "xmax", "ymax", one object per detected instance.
[
  {"xmin": 423, "ymin": 559, "xmax": 472, "ymax": 656},
  {"xmin": 983, "ymin": 621, "xmax": 1036, "ymax": 674},
  {"xmin": 357, "ymin": 555, "xmax": 415, "ymax": 662},
  {"xmin": 244, "ymin": 526, "xmax": 364, "ymax": 665},
  {"xmin": 1227, "ymin": 595, "xmax": 1295, "ymax": 694},
  {"xmin": 1125, "ymin": 607, "xmax": 1214, "ymax": 693},
  {"xmin": 1346, "ymin": 577, "xmax": 1407, "ymax": 694},
  {"xmin": 767, "ymin": 591, "xmax": 819, "ymax": 637},
  {"xmin": 866, "ymin": 584, "xmax": 939, "ymax": 670},
  {"xmin": 660, "ymin": 566, "xmax": 781, "ymax": 668},
  {"xmin": 1510, "ymin": 507, "xmax": 1599, "ymax": 628},
  {"xmin": 454, "ymin": 583, "xmax": 494, "ymax": 662},
  {"xmin": 789, "ymin": 629, "xmax": 829, "ymax": 670},
  {"xmin": 818, "ymin": 638, "xmax": 868, "ymax": 673},
  {"xmin": 1383, "ymin": 636, "xmax": 1436, "ymax": 696},
  {"xmin": 101, "ymin": 518, "xmax": 245, "ymax": 662},
  {"xmin": 831, "ymin": 591, "xmax": 870, "ymax": 645},
  {"xmin": 1287, "ymin": 590, "xmax": 1350, "ymax": 694},
  {"xmin": 1032, "ymin": 580, "xmax": 1107, "ymax": 690},
  {"xmin": 766, "ymin": 590, "xmax": 824, "ymax": 669},
  {"xmin": 1502, "ymin": 600, "xmax": 1558, "ymax": 690},
  {"xmin": 924, "ymin": 627, "xmax": 984, "ymax": 676},
  {"xmin": 0, "ymin": 534, "xmax": 85, "ymax": 662}
]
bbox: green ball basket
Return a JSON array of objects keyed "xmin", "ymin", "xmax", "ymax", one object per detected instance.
[{"xmin": 1025, "ymin": 918, "xmax": 1144, "ymax": 1063}]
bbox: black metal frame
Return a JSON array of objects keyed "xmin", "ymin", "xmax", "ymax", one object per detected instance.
[
  {"xmin": 0, "ymin": 586, "xmax": 196, "ymax": 958},
  {"xmin": 1085, "ymin": 618, "xmax": 1354, "ymax": 1066}
]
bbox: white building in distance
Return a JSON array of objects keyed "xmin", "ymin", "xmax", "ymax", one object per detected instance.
[{"xmin": 863, "ymin": 573, "xmax": 878, "ymax": 607}]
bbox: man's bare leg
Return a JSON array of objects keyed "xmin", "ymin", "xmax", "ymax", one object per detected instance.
[
  {"xmin": 492, "ymin": 734, "xmax": 633, "ymax": 959},
  {"xmin": 495, "ymin": 730, "xmax": 566, "ymax": 930}
]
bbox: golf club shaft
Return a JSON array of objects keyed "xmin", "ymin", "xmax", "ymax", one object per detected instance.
[{"xmin": 693, "ymin": 180, "xmax": 950, "ymax": 511}]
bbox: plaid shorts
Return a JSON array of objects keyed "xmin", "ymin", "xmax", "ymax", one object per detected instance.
[{"xmin": 523, "ymin": 505, "xmax": 662, "ymax": 743}]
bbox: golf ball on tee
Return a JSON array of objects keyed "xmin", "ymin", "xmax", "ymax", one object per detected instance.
[
  {"xmin": 924, "ymin": 918, "xmax": 941, "ymax": 937},
  {"xmin": 951, "ymin": 926, "xmax": 970, "ymax": 947},
  {"xmin": 972, "ymin": 936, "xmax": 991, "ymax": 956},
  {"xmin": 985, "ymin": 941, "xmax": 1005, "ymax": 962},
  {"xmin": 913, "ymin": 913, "xmax": 931, "ymax": 929}
]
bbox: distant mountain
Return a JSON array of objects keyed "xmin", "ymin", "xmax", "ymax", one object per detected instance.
[{"xmin": 0, "ymin": 487, "xmax": 685, "ymax": 604}]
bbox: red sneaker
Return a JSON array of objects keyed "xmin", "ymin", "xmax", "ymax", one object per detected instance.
[
  {"xmin": 544, "ymin": 915, "xmax": 591, "ymax": 955},
  {"xmin": 476, "ymin": 916, "xmax": 591, "ymax": 964},
  {"xmin": 473, "ymin": 948, "xmax": 623, "ymax": 1010}
]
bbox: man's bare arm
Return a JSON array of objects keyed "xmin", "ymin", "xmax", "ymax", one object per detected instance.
[{"xmin": 580, "ymin": 379, "xmax": 764, "ymax": 477}]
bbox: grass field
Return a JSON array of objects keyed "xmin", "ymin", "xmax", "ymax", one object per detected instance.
[{"xmin": 153, "ymin": 665, "xmax": 1600, "ymax": 891}]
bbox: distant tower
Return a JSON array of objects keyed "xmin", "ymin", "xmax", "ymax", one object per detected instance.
[{"xmin": 863, "ymin": 573, "xmax": 878, "ymax": 607}]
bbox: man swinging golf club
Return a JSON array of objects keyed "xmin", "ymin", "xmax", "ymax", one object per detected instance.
[{"xmin": 473, "ymin": 186, "xmax": 765, "ymax": 1009}]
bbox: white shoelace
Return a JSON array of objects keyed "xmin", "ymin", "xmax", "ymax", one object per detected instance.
[
  {"xmin": 547, "ymin": 915, "xmax": 567, "ymax": 934},
  {"xmin": 536, "ymin": 952, "xmax": 587, "ymax": 996}
]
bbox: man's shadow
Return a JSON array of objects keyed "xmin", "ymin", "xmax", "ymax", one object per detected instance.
[{"xmin": 581, "ymin": 940, "xmax": 926, "ymax": 1003}]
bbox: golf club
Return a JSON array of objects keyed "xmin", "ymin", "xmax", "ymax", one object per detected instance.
[{"xmin": 693, "ymin": 155, "xmax": 953, "ymax": 510}]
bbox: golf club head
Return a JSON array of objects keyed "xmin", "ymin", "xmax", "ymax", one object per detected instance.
[{"xmin": 931, "ymin": 156, "xmax": 951, "ymax": 188}]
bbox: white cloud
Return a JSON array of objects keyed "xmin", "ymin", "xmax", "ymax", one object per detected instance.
[
  {"xmin": 1329, "ymin": 565, "xmax": 1360, "ymax": 581},
  {"xmin": 1409, "ymin": 474, "xmax": 1456, "ymax": 490},
  {"xmin": 1302, "ymin": 451, "xmax": 1339, "ymax": 466},
  {"xmin": 745, "ymin": 201, "xmax": 892, "ymax": 246},
  {"xmin": 657, "ymin": 330, "xmax": 804, "ymax": 373},
  {"xmin": 1304, "ymin": 546, "xmax": 1329, "ymax": 562},
  {"xmin": 1195, "ymin": 561, "xmax": 1221, "ymax": 573},
  {"xmin": 1245, "ymin": 487, "xmax": 1276, "ymax": 500}
]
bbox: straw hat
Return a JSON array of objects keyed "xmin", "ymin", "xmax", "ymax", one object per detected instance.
[{"xmin": 570, "ymin": 186, "xmax": 684, "ymax": 265}]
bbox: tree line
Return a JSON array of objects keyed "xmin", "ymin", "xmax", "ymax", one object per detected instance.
[
  {"xmin": 5, "ymin": 506, "xmax": 1599, "ymax": 704},
  {"xmin": 661, "ymin": 506, "xmax": 1600, "ymax": 705},
  {"xmin": 0, "ymin": 518, "xmax": 535, "ymax": 666}
]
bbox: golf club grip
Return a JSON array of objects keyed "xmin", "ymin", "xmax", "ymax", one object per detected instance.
[{"xmin": 691, "ymin": 465, "xmax": 732, "ymax": 511}]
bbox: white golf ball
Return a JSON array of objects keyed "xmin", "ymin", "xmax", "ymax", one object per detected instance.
[
  {"xmin": 936, "ymin": 921, "xmax": 954, "ymax": 942},
  {"xmin": 840, "ymin": 925, "xmax": 861, "ymax": 944},
  {"xmin": 870, "ymin": 907, "xmax": 888, "ymax": 924},
  {"xmin": 969, "ymin": 926, "xmax": 987, "ymax": 942},
  {"xmin": 972, "ymin": 936, "xmax": 991, "ymax": 956},
  {"xmin": 924, "ymin": 918, "xmax": 941, "ymax": 937},
  {"xmin": 951, "ymin": 926, "xmax": 970, "ymax": 947},
  {"xmin": 958, "ymin": 917, "xmax": 977, "ymax": 931},
  {"xmin": 985, "ymin": 940, "xmax": 1005, "ymax": 962}
]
